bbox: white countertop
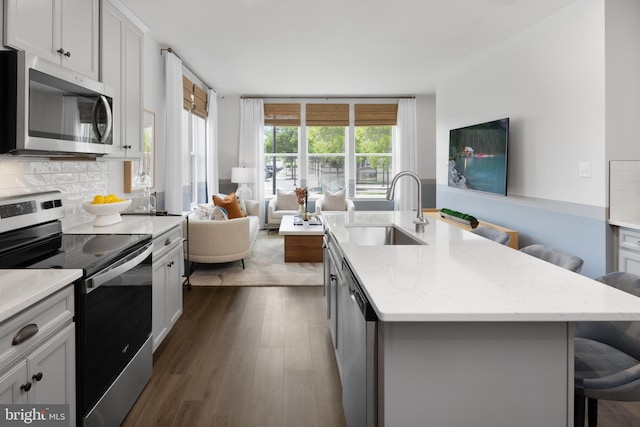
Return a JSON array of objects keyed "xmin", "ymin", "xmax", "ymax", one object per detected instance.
[
  {"xmin": 609, "ymin": 218, "xmax": 640, "ymax": 230},
  {"xmin": 64, "ymin": 215, "xmax": 185, "ymax": 237},
  {"xmin": 323, "ymin": 211, "xmax": 640, "ymax": 322},
  {"xmin": 0, "ymin": 269, "xmax": 82, "ymax": 323}
]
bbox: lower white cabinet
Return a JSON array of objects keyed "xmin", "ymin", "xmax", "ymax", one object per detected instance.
[
  {"xmin": 617, "ymin": 227, "xmax": 640, "ymax": 275},
  {"xmin": 0, "ymin": 286, "xmax": 75, "ymax": 425},
  {"xmin": 152, "ymin": 225, "xmax": 184, "ymax": 351}
]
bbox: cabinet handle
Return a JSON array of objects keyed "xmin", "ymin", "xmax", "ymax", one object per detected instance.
[
  {"xmin": 32, "ymin": 372, "xmax": 43, "ymax": 382},
  {"xmin": 20, "ymin": 382, "xmax": 32, "ymax": 392},
  {"xmin": 167, "ymin": 261, "xmax": 174, "ymax": 268},
  {"xmin": 64, "ymin": 51, "xmax": 71, "ymax": 58},
  {"xmin": 12, "ymin": 324, "xmax": 39, "ymax": 346},
  {"xmin": 165, "ymin": 238, "xmax": 172, "ymax": 246},
  {"xmin": 57, "ymin": 48, "xmax": 65, "ymax": 55},
  {"xmin": 330, "ymin": 274, "xmax": 337, "ymax": 282}
]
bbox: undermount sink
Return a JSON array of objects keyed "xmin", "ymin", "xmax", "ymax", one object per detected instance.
[{"xmin": 344, "ymin": 225, "xmax": 426, "ymax": 246}]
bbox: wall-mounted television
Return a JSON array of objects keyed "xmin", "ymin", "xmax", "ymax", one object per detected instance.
[{"xmin": 448, "ymin": 118, "xmax": 509, "ymax": 196}]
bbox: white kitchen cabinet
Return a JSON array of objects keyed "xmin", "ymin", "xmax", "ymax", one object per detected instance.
[
  {"xmin": 152, "ymin": 224, "xmax": 184, "ymax": 351},
  {"xmin": 4, "ymin": 0, "xmax": 99, "ymax": 79},
  {"xmin": 617, "ymin": 227, "xmax": 640, "ymax": 275},
  {"xmin": 0, "ymin": 286, "xmax": 75, "ymax": 425},
  {"xmin": 101, "ymin": 0, "xmax": 144, "ymax": 159}
]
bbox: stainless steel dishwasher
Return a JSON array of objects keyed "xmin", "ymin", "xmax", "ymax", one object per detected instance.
[{"xmin": 340, "ymin": 258, "xmax": 378, "ymax": 427}]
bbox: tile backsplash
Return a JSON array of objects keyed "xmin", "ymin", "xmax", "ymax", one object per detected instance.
[{"xmin": 0, "ymin": 157, "xmax": 109, "ymax": 227}]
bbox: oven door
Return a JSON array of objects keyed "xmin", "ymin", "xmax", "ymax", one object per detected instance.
[{"xmin": 77, "ymin": 242, "xmax": 152, "ymax": 418}]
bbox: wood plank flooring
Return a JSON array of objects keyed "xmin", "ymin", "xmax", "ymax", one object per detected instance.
[
  {"xmin": 123, "ymin": 285, "xmax": 640, "ymax": 427},
  {"xmin": 122, "ymin": 286, "xmax": 347, "ymax": 427}
]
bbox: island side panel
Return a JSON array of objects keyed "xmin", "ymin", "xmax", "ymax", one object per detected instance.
[{"xmin": 379, "ymin": 321, "xmax": 572, "ymax": 427}]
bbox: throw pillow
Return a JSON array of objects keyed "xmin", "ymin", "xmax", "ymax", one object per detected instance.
[
  {"xmin": 276, "ymin": 189, "xmax": 299, "ymax": 210},
  {"xmin": 209, "ymin": 206, "xmax": 228, "ymax": 220},
  {"xmin": 322, "ymin": 189, "xmax": 347, "ymax": 211},
  {"xmin": 213, "ymin": 192, "xmax": 245, "ymax": 219}
]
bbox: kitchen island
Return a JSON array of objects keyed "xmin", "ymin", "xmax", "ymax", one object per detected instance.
[{"xmin": 322, "ymin": 211, "xmax": 640, "ymax": 427}]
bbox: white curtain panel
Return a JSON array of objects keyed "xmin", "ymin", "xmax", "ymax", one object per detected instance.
[
  {"xmin": 163, "ymin": 51, "xmax": 183, "ymax": 214},
  {"xmin": 238, "ymin": 98, "xmax": 265, "ymax": 226},
  {"xmin": 392, "ymin": 98, "xmax": 418, "ymax": 211},
  {"xmin": 206, "ymin": 89, "xmax": 219, "ymax": 198}
]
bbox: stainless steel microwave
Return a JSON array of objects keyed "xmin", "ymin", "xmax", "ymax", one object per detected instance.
[{"xmin": 0, "ymin": 51, "xmax": 113, "ymax": 156}]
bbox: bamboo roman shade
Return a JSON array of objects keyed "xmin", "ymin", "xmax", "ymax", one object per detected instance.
[
  {"xmin": 306, "ymin": 104, "xmax": 349, "ymax": 126},
  {"xmin": 183, "ymin": 75, "xmax": 208, "ymax": 118},
  {"xmin": 183, "ymin": 76, "xmax": 194, "ymax": 110},
  {"xmin": 264, "ymin": 104, "xmax": 301, "ymax": 126},
  {"xmin": 354, "ymin": 104, "xmax": 398, "ymax": 126}
]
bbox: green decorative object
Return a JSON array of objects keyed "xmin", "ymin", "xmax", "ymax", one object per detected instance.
[{"xmin": 440, "ymin": 208, "xmax": 480, "ymax": 229}]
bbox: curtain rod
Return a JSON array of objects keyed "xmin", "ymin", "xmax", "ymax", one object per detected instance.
[
  {"xmin": 161, "ymin": 47, "xmax": 214, "ymax": 93},
  {"xmin": 242, "ymin": 95, "xmax": 415, "ymax": 99}
]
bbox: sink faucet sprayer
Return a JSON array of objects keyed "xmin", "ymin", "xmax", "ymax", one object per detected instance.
[{"xmin": 386, "ymin": 171, "xmax": 429, "ymax": 232}]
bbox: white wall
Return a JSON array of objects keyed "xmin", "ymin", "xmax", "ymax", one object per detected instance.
[
  {"xmin": 142, "ymin": 34, "xmax": 166, "ymax": 195},
  {"xmin": 437, "ymin": 0, "xmax": 606, "ymax": 207},
  {"xmin": 435, "ymin": 0, "xmax": 616, "ymax": 277}
]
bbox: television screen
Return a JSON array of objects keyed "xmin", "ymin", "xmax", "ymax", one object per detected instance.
[{"xmin": 448, "ymin": 118, "xmax": 509, "ymax": 196}]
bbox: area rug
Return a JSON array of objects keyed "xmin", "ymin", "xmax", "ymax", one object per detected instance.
[{"xmin": 186, "ymin": 230, "xmax": 323, "ymax": 286}]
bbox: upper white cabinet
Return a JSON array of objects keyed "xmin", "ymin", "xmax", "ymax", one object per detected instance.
[
  {"xmin": 4, "ymin": 0, "xmax": 99, "ymax": 79},
  {"xmin": 101, "ymin": 0, "xmax": 144, "ymax": 159}
]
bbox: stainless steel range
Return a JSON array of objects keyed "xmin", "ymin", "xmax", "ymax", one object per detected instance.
[{"xmin": 0, "ymin": 191, "xmax": 153, "ymax": 426}]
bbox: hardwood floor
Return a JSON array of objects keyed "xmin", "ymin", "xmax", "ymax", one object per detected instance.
[
  {"xmin": 122, "ymin": 285, "xmax": 640, "ymax": 427},
  {"xmin": 122, "ymin": 286, "xmax": 347, "ymax": 427}
]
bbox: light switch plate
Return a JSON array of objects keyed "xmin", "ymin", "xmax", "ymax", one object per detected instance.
[{"xmin": 579, "ymin": 162, "xmax": 591, "ymax": 178}]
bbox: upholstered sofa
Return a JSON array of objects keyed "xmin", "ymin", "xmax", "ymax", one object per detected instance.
[{"xmin": 183, "ymin": 199, "xmax": 260, "ymax": 269}]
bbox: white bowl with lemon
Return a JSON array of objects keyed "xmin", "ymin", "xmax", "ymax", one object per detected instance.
[{"xmin": 83, "ymin": 194, "xmax": 131, "ymax": 227}]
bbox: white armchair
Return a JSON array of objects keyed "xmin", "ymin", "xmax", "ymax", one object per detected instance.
[
  {"xmin": 267, "ymin": 189, "xmax": 300, "ymax": 229},
  {"xmin": 315, "ymin": 197, "xmax": 355, "ymax": 214},
  {"xmin": 314, "ymin": 189, "xmax": 355, "ymax": 215}
]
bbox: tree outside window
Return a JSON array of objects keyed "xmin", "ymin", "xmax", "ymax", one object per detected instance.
[
  {"xmin": 355, "ymin": 126, "xmax": 392, "ymax": 197},
  {"xmin": 308, "ymin": 126, "xmax": 345, "ymax": 195},
  {"xmin": 263, "ymin": 126, "xmax": 299, "ymax": 195}
]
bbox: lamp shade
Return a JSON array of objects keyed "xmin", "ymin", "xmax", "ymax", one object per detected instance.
[{"xmin": 231, "ymin": 167, "xmax": 255, "ymax": 184}]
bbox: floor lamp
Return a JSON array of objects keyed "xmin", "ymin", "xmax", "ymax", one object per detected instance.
[{"xmin": 231, "ymin": 167, "xmax": 255, "ymax": 203}]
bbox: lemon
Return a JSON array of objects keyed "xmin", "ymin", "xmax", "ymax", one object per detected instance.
[
  {"xmin": 105, "ymin": 194, "xmax": 118, "ymax": 203},
  {"xmin": 92, "ymin": 195, "xmax": 105, "ymax": 204}
]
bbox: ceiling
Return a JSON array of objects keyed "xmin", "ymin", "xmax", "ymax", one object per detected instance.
[{"xmin": 120, "ymin": 0, "xmax": 576, "ymax": 97}]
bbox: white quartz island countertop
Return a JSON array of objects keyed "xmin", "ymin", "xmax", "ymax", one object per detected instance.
[
  {"xmin": 64, "ymin": 214, "xmax": 184, "ymax": 237},
  {"xmin": 323, "ymin": 211, "xmax": 640, "ymax": 322},
  {"xmin": 0, "ymin": 269, "xmax": 82, "ymax": 323}
]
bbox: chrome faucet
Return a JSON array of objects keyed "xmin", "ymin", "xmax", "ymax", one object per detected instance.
[{"xmin": 387, "ymin": 171, "xmax": 429, "ymax": 232}]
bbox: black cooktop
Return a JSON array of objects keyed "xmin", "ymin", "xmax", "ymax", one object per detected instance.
[
  {"xmin": 0, "ymin": 221, "xmax": 151, "ymax": 278},
  {"xmin": 31, "ymin": 233, "xmax": 151, "ymax": 273}
]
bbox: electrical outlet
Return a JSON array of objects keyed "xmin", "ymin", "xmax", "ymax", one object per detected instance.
[{"xmin": 579, "ymin": 162, "xmax": 591, "ymax": 178}]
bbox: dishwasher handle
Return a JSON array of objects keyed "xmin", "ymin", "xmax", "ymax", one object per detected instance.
[{"xmin": 343, "ymin": 259, "xmax": 378, "ymax": 321}]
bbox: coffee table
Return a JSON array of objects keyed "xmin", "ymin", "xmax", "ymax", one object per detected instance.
[{"xmin": 278, "ymin": 215, "xmax": 324, "ymax": 262}]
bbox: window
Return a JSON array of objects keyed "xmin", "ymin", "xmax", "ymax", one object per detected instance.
[
  {"xmin": 355, "ymin": 126, "xmax": 392, "ymax": 196},
  {"xmin": 263, "ymin": 101, "xmax": 397, "ymax": 199},
  {"xmin": 308, "ymin": 126, "xmax": 345, "ymax": 194},
  {"xmin": 182, "ymin": 75, "xmax": 209, "ymax": 210},
  {"xmin": 264, "ymin": 126, "xmax": 299, "ymax": 195}
]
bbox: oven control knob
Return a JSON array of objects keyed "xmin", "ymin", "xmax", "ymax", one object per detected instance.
[
  {"xmin": 20, "ymin": 382, "xmax": 32, "ymax": 392},
  {"xmin": 32, "ymin": 372, "xmax": 43, "ymax": 382}
]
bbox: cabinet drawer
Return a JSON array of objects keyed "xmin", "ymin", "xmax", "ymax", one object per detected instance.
[
  {"xmin": 0, "ymin": 286, "xmax": 74, "ymax": 370},
  {"xmin": 153, "ymin": 226, "xmax": 183, "ymax": 257},
  {"xmin": 619, "ymin": 228, "xmax": 640, "ymax": 252}
]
